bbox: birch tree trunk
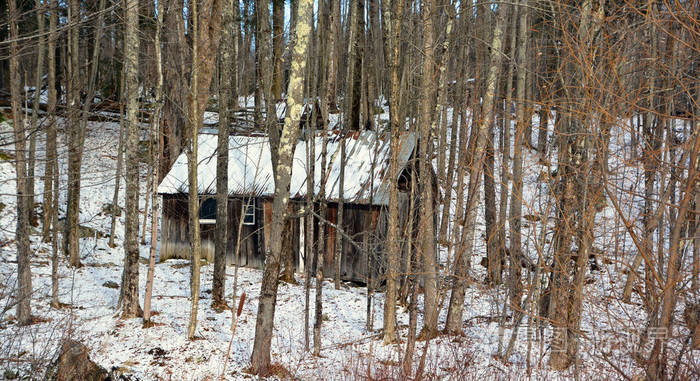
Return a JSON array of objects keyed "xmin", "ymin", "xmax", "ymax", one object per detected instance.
[
  {"xmin": 494, "ymin": 5, "xmax": 518, "ymax": 286},
  {"xmin": 143, "ymin": 0, "xmax": 165, "ymax": 325},
  {"xmin": 436, "ymin": 12, "xmax": 458, "ymax": 253},
  {"xmin": 255, "ymin": 0, "xmax": 296, "ymax": 284},
  {"xmin": 441, "ymin": 39, "xmax": 470, "ymax": 299},
  {"xmin": 250, "ymin": 0, "xmax": 312, "ymax": 372},
  {"xmin": 435, "ymin": 4, "xmax": 456, "ymax": 249}
]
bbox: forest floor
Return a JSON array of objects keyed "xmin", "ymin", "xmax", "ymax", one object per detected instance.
[{"xmin": 0, "ymin": 114, "xmax": 689, "ymax": 380}]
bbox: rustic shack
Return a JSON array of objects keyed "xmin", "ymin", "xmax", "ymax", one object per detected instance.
[{"xmin": 156, "ymin": 129, "xmax": 427, "ymax": 283}]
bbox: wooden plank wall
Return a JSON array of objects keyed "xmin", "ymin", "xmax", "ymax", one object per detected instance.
[
  {"xmin": 160, "ymin": 194, "xmax": 300, "ymax": 272},
  {"xmin": 308, "ymin": 201, "xmax": 407, "ymax": 284},
  {"xmin": 160, "ymin": 192, "xmax": 418, "ymax": 285},
  {"xmin": 160, "ymin": 194, "xmax": 191, "ymax": 262}
]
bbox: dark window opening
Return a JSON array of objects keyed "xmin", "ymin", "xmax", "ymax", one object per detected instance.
[
  {"xmin": 200, "ymin": 198, "xmax": 216, "ymax": 223},
  {"xmin": 398, "ymin": 167, "xmax": 412, "ymax": 192}
]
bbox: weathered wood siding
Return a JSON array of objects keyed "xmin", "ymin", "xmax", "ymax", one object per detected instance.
[
  {"xmin": 160, "ymin": 191, "xmax": 418, "ymax": 284},
  {"xmin": 160, "ymin": 194, "xmax": 196, "ymax": 262},
  {"xmin": 308, "ymin": 201, "xmax": 406, "ymax": 284},
  {"xmin": 160, "ymin": 194, "xmax": 299, "ymax": 270}
]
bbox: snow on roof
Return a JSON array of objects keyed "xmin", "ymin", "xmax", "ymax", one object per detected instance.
[{"xmin": 157, "ymin": 129, "xmax": 417, "ymax": 205}]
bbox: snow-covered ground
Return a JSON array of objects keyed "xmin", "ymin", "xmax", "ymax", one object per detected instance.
[{"xmin": 0, "ymin": 110, "xmax": 693, "ymax": 380}]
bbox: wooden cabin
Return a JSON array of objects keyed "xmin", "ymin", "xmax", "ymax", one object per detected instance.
[{"xmin": 157, "ymin": 129, "xmax": 429, "ymax": 284}]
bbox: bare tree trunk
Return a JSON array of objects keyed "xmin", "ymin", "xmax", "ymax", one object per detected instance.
[
  {"xmin": 326, "ymin": 0, "xmax": 340, "ymax": 111},
  {"xmin": 494, "ymin": 5, "xmax": 518, "ymax": 286},
  {"xmin": 161, "ymin": 0, "xmax": 189, "ymax": 180},
  {"xmin": 483, "ymin": 71, "xmax": 498, "ymax": 289},
  {"xmin": 315, "ymin": 93, "xmax": 330, "ymax": 355},
  {"xmin": 312, "ymin": 131, "xmax": 329, "ymax": 351},
  {"xmin": 255, "ymin": 0, "xmax": 270, "ymax": 137},
  {"xmin": 435, "ymin": 4, "xmax": 456, "ymax": 250},
  {"xmin": 250, "ymin": 0, "xmax": 312, "ymax": 373},
  {"xmin": 272, "ymin": 0, "xmax": 284, "ymax": 99},
  {"xmin": 65, "ymin": 0, "xmax": 82, "ymax": 268},
  {"xmin": 382, "ymin": 0, "xmax": 405, "ymax": 345},
  {"xmin": 80, "ymin": 0, "xmax": 107, "ymax": 185},
  {"xmin": 508, "ymin": 0, "xmax": 528, "ymax": 321},
  {"xmin": 143, "ymin": 0, "xmax": 165, "ymax": 325},
  {"xmin": 415, "ymin": 0, "xmax": 439, "ymax": 341},
  {"xmin": 28, "ymin": 0, "xmax": 46, "ymax": 228},
  {"xmin": 109, "ymin": 68, "xmax": 127, "ymax": 248},
  {"xmin": 442, "ymin": 43, "xmax": 470, "ymax": 300},
  {"xmin": 119, "ymin": 0, "xmax": 142, "ymax": 319},
  {"xmin": 536, "ymin": 97, "xmax": 549, "ymax": 155},
  {"xmin": 43, "ymin": 0, "xmax": 58, "ymax": 243},
  {"xmin": 213, "ymin": 0, "xmax": 239, "ymax": 310},
  {"xmin": 187, "ymin": 0, "xmax": 203, "ymax": 340},
  {"xmin": 345, "ymin": 0, "xmax": 363, "ymax": 132},
  {"xmin": 303, "ymin": 111, "xmax": 316, "ymax": 352},
  {"xmin": 445, "ymin": 1, "xmax": 508, "ymax": 335},
  {"xmin": 622, "ymin": 99, "xmax": 663, "ymax": 302},
  {"xmin": 313, "ymin": 173, "xmax": 326, "ymax": 356},
  {"xmin": 647, "ymin": 126, "xmax": 699, "ymax": 380},
  {"xmin": 141, "ymin": 155, "xmax": 152, "ymax": 246},
  {"xmin": 8, "ymin": 0, "xmax": 32, "ymax": 325},
  {"xmin": 365, "ymin": 0, "xmax": 381, "ymax": 130},
  {"xmin": 399, "ymin": 166, "xmax": 417, "ymax": 305},
  {"xmin": 339, "ymin": 0, "xmax": 360, "ymax": 292},
  {"xmin": 241, "ymin": 0, "xmax": 252, "ymax": 96},
  {"xmin": 335, "ymin": 135, "xmax": 345, "ymax": 290},
  {"xmin": 256, "ymin": 0, "xmax": 295, "ymax": 285},
  {"xmin": 548, "ymin": 0, "xmax": 603, "ymax": 369},
  {"xmin": 47, "ymin": 0, "xmax": 60, "ymax": 308},
  {"xmin": 694, "ymin": 94, "xmax": 700, "ymax": 294},
  {"xmin": 51, "ymin": 157, "xmax": 60, "ymax": 308},
  {"xmin": 303, "ymin": 10, "xmax": 321, "ymax": 342},
  {"xmin": 402, "ymin": 246, "xmax": 419, "ymax": 376},
  {"xmin": 185, "ymin": 0, "xmax": 223, "ymax": 339}
]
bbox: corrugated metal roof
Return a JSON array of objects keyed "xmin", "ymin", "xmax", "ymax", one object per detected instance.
[{"xmin": 157, "ymin": 129, "xmax": 416, "ymax": 206}]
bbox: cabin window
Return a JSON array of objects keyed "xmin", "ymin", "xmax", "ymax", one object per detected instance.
[
  {"xmin": 398, "ymin": 167, "xmax": 412, "ymax": 192},
  {"xmin": 199, "ymin": 198, "xmax": 217, "ymax": 224},
  {"xmin": 242, "ymin": 198, "xmax": 255, "ymax": 225}
]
